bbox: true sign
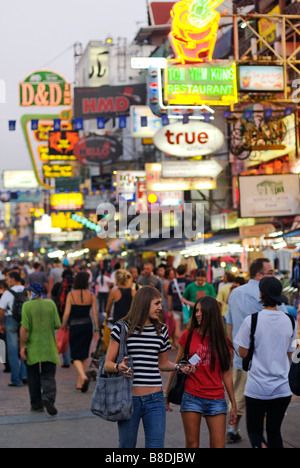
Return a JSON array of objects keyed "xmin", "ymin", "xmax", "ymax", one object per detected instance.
[{"xmin": 153, "ymin": 121, "xmax": 225, "ymax": 157}]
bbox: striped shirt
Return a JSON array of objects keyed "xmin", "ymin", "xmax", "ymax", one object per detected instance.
[{"xmin": 110, "ymin": 321, "xmax": 171, "ymax": 387}]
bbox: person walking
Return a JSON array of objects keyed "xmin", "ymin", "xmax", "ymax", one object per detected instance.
[
  {"xmin": 0, "ymin": 280, "xmax": 10, "ymax": 373},
  {"xmin": 106, "ymin": 270, "xmax": 136, "ymax": 324},
  {"xmin": 20, "ymin": 283, "xmax": 61, "ymax": 416},
  {"xmin": 137, "ymin": 263, "xmax": 162, "ymax": 292},
  {"xmin": 167, "ymin": 264, "xmax": 191, "ymax": 348},
  {"xmin": 234, "ymin": 277, "xmax": 296, "ymax": 448},
  {"xmin": 28, "ymin": 263, "xmax": 49, "ymax": 292},
  {"xmin": 0, "ymin": 272, "xmax": 27, "ymax": 387},
  {"xmin": 225, "ymin": 258, "xmax": 287, "ymax": 443},
  {"xmin": 61, "ymin": 272, "xmax": 100, "ymax": 392},
  {"xmin": 104, "ymin": 286, "xmax": 194, "ymax": 449},
  {"xmin": 165, "ymin": 296, "xmax": 237, "ymax": 448},
  {"xmin": 96, "ymin": 269, "xmax": 111, "ymax": 313},
  {"xmin": 181, "ymin": 269, "xmax": 216, "ymax": 320}
]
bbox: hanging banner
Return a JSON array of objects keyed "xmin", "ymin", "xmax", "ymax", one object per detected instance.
[
  {"xmin": 19, "ymin": 70, "xmax": 72, "ymax": 107},
  {"xmin": 74, "ymin": 84, "xmax": 147, "ymax": 120},
  {"xmin": 74, "ymin": 134, "xmax": 123, "ymax": 165}
]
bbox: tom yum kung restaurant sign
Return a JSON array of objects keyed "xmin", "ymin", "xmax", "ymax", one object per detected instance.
[
  {"xmin": 19, "ymin": 70, "xmax": 72, "ymax": 107},
  {"xmin": 165, "ymin": 60, "xmax": 238, "ymax": 106}
]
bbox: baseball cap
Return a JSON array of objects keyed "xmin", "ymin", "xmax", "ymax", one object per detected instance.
[{"xmin": 259, "ymin": 277, "xmax": 288, "ymax": 304}]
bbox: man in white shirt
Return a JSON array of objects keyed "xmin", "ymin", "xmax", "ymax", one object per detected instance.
[{"xmin": 0, "ymin": 272, "xmax": 27, "ymax": 387}]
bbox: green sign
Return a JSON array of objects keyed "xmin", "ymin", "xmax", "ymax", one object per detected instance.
[
  {"xmin": 19, "ymin": 70, "xmax": 72, "ymax": 107},
  {"xmin": 165, "ymin": 60, "xmax": 238, "ymax": 106}
]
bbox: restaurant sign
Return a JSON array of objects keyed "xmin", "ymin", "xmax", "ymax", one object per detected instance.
[{"xmin": 19, "ymin": 70, "xmax": 72, "ymax": 107}]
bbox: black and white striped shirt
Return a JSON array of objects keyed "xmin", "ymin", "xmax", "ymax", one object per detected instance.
[{"xmin": 110, "ymin": 321, "xmax": 171, "ymax": 387}]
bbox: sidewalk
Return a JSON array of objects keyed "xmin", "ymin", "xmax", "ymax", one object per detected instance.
[{"xmin": 0, "ymin": 353, "xmax": 299, "ymax": 448}]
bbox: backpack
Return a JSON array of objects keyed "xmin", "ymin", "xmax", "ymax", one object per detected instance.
[
  {"xmin": 8, "ymin": 289, "xmax": 28, "ymax": 323},
  {"xmin": 243, "ymin": 312, "xmax": 295, "ymax": 372}
]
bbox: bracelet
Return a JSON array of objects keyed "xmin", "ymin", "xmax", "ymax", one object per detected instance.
[
  {"xmin": 164, "ymin": 394, "xmax": 168, "ymax": 399},
  {"xmin": 174, "ymin": 363, "xmax": 180, "ymax": 372},
  {"xmin": 94, "ymin": 329, "xmax": 100, "ymax": 332},
  {"xmin": 114, "ymin": 363, "xmax": 119, "ymax": 372}
]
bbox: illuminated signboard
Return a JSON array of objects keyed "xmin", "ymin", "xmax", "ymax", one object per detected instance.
[
  {"xmin": 239, "ymin": 66, "xmax": 284, "ymax": 92},
  {"xmin": 20, "ymin": 70, "xmax": 72, "ymax": 107},
  {"xmin": 169, "ymin": 0, "xmax": 224, "ymax": 63},
  {"xmin": 51, "ymin": 212, "xmax": 84, "ymax": 230},
  {"xmin": 50, "ymin": 193, "xmax": 83, "ymax": 211},
  {"xmin": 146, "ymin": 163, "xmax": 216, "ymax": 191},
  {"xmin": 48, "ymin": 131, "xmax": 79, "ymax": 159},
  {"xmin": 3, "ymin": 170, "xmax": 39, "ymax": 189},
  {"xmin": 165, "ymin": 60, "xmax": 238, "ymax": 106},
  {"xmin": 42, "ymin": 164, "xmax": 74, "ymax": 179}
]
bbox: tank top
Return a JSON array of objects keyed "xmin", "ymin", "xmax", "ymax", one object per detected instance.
[{"xmin": 113, "ymin": 288, "xmax": 133, "ymax": 324}]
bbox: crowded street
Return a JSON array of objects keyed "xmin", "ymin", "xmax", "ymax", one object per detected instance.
[{"xmin": 1, "ymin": 0, "xmax": 300, "ymax": 451}]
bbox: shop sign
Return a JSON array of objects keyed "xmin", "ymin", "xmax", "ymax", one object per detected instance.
[
  {"xmin": 258, "ymin": 6, "xmax": 280, "ymax": 50},
  {"xmin": 113, "ymin": 171, "xmax": 146, "ymax": 194},
  {"xmin": 153, "ymin": 121, "xmax": 224, "ymax": 157},
  {"xmin": 50, "ymin": 211, "xmax": 84, "ymax": 230},
  {"xmin": 74, "ymin": 84, "xmax": 147, "ymax": 120},
  {"xmin": 3, "ymin": 170, "xmax": 39, "ymax": 189},
  {"xmin": 42, "ymin": 164, "xmax": 74, "ymax": 178},
  {"xmin": 19, "ymin": 70, "xmax": 72, "ymax": 107},
  {"xmin": 239, "ymin": 66, "xmax": 284, "ymax": 92},
  {"xmin": 50, "ymin": 193, "xmax": 83, "ymax": 211},
  {"xmin": 239, "ymin": 174, "xmax": 300, "ymax": 218},
  {"xmin": 165, "ymin": 60, "xmax": 238, "ymax": 106},
  {"xmin": 239, "ymin": 224, "xmax": 275, "ymax": 238},
  {"xmin": 50, "ymin": 231, "xmax": 84, "ymax": 242},
  {"xmin": 162, "ymin": 159, "xmax": 223, "ymax": 178},
  {"xmin": 146, "ymin": 163, "xmax": 216, "ymax": 191},
  {"xmin": 48, "ymin": 131, "xmax": 79, "ymax": 160},
  {"xmin": 74, "ymin": 134, "xmax": 123, "ymax": 165},
  {"xmin": 130, "ymin": 106, "xmax": 162, "ymax": 138}
]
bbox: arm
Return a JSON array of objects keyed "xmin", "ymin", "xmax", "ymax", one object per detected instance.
[
  {"xmin": 238, "ymin": 346, "xmax": 249, "ymax": 359},
  {"xmin": 104, "ymin": 337, "xmax": 132, "ymax": 376},
  {"xmin": 222, "ymin": 369, "xmax": 237, "ymax": 426},
  {"xmin": 167, "ymin": 295, "xmax": 173, "ymax": 311},
  {"xmin": 227, "ymin": 323, "xmax": 233, "ymax": 342},
  {"xmin": 61, "ymin": 293, "xmax": 72, "ymax": 328},
  {"xmin": 0, "ymin": 308, "xmax": 5, "ymax": 332},
  {"xmin": 20, "ymin": 325, "xmax": 28, "ymax": 361},
  {"xmin": 48, "ymin": 277, "xmax": 54, "ymax": 297},
  {"xmin": 105, "ymin": 290, "xmax": 115, "ymax": 317},
  {"xmin": 91, "ymin": 293, "xmax": 100, "ymax": 334}
]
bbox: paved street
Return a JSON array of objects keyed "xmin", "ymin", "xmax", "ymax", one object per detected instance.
[{"xmin": 0, "ymin": 345, "xmax": 299, "ymax": 449}]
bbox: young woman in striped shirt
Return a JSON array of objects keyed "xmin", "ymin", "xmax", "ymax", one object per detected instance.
[{"xmin": 104, "ymin": 285, "xmax": 193, "ymax": 448}]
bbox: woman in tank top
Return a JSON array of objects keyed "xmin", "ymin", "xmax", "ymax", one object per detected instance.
[{"xmin": 105, "ymin": 270, "xmax": 136, "ymax": 324}]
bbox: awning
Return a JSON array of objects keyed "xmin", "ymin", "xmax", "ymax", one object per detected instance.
[
  {"xmin": 283, "ymin": 229, "xmax": 300, "ymax": 238},
  {"xmin": 83, "ymin": 236, "xmax": 107, "ymax": 251}
]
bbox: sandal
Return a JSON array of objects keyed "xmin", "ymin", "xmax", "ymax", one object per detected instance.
[{"xmin": 81, "ymin": 377, "xmax": 90, "ymax": 393}]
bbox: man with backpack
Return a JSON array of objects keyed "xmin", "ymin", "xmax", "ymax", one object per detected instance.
[{"xmin": 0, "ymin": 272, "xmax": 27, "ymax": 387}]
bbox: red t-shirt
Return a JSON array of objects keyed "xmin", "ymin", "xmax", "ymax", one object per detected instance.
[{"xmin": 178, "ymin": 329, "xmax": 225, "ymax": 400}]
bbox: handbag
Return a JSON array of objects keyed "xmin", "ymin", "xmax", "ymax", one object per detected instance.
[
  {"xmin": 56, "ymin": 327, "xmax": 69, "ymax": 355},
  {"xmin": 90, "ymin": 321, "xmax": 134, "ymax": 422},
  {"xmin": 167, "ymin": 330, "xmax": 193, "ymax": 405},
  {"xmin": 289, "ymin": 348, "xmax": 300, "ymax": 396},
  {"xmin": 173, "ymin": 279, "xmax": 191, "ymax": 325}
]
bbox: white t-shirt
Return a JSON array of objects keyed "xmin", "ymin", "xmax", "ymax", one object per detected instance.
[
  {"xmin": 0, "ymin": 286, "xmax": 26, "ymax": 317},
  {"xmin": 96, "ymin": 274, "xmax": 110, "ymax": 293},
  {"xmin": 234, "ymin": 309, "xmax": 297, "ymax": 400}
]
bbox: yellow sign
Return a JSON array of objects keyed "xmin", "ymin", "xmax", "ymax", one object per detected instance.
[
  {"xmin": 258, "ymin": 6, "xmax": 280, "ymax": 50},
  {"xmin": 50, "ymin": 193, "xmax": 83, "ymax": 211},
  {"xmin": 51, "ymin": 211, "xmax": 84, "ymax": 230},
  {"xmin": 169, "ymin": 0, "xmax": 224, "ymax": 63},
  {"xmin": 43, "ymin": 164, "xmax": 74, "ymax": 178}
]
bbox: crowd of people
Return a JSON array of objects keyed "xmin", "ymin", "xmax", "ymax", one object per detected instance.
[{"xmin": 0, "ymin": 256, "xmax": 299, "ymax": 448}]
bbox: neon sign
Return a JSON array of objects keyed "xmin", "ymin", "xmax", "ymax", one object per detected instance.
[
  {"xmin": 169, "ymin": 0, "xmax": 224, "ymax": 63},
  {"xmin": 165, "ymin": 60, "xmax": 238, "ymax": 105}
]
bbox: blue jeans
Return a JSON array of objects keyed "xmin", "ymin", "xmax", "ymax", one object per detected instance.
[
  {"xmin": 118, "ymin": 390, "xmax": 166, "ymax": 448},
  {"xmin": 5, "ymin": 316, "xmax": 27, "ymax": 386},
  {"xmin": 181, "ymin": 391, "xmax": 228, "ymax": 417}
]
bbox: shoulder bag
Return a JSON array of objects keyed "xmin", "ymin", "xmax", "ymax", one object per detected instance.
[
  {"xmin": 167, "ymin": 330, "xmax": 193, "ymax": 405},
  {"xmin": 90, "ymin": 321, "xmax": 134, "ymax": 422},
  {"xmin": 289, "ymin": 348, "xmax": 300, "ymax": 396}
]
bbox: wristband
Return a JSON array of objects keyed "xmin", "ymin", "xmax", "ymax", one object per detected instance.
[
  {"xmin": 114, "ymin": 363, "xmax": 119, "ymax": 372},
  {"xmin": 174, "ymin": 363, "xmax": 180, "ymax": 372}
]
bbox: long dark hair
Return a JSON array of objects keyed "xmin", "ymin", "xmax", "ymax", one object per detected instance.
[
  {"xmin": 189, "ymin": 296, "xmax": 232, "ymax": 372},
  {"xmin": 73, "ymin": 272, "xmax": 89, "ymax": 290},
  {"xmin": 122, "ymin": 286, "xmax": 163, "ymax": 338}
]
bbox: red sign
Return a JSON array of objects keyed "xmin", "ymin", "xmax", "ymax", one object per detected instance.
[{"xmin": 74, "ymin": 134, "xmax": 123, "ymax": 165}]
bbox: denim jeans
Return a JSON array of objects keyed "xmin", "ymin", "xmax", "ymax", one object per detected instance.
[
  {"xmin": 118, "ymin": 390, "xmax": 166, "ymax": 448},
  {"xmin": 5, "ymin": 316, "xmax": 27, "ymax": 386}
]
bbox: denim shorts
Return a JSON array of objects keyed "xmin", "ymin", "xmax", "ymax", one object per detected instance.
[{"xmin": 180, "ymin": 391, "xmax": 228, "ymax": 417}]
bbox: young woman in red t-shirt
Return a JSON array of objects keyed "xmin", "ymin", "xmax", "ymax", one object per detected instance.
[{"xmin": 165, "ymin": 296, "xmax": 237, "ymax": 448}]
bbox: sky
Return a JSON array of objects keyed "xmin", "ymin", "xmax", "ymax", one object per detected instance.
[{"xmin": 0, "ymin": 0, "xmax": 148, "ymax": 186}]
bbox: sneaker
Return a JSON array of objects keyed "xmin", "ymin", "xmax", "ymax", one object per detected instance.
[
  {"xmin": 227, "ymin": 430, "xmax": 242, "ymax": 444},
  {"xmin": 42, "ymin": 399, "xmax": 58, "ymax": 416}
]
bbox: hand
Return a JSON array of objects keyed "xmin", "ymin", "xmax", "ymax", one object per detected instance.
[
  {"xmin": 165, "ymin": 399, "xmax": 173, "ymax": 413},
  {"xmin": 20, "ymin": 346, "xmax": 27, "ymax": 361},
  {"xmin": 180, "ymin": 363, "xmax": 196, "ymax": 375},
  {"xmin": 118, "ymin": 357, "xmax": 133, "ymax": 378},
  {"xmin": 229, "ymin": 405, "xmax": 237, "ymax": 426}
]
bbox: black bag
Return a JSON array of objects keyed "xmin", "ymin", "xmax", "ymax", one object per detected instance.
[
  {"xmin": 8, "ymin": 289, "xmax": 28, "ymax": 323},
  {"xmin": 242, "ymin": 313, "xmax": 258, "ymax": 372},
  {"xmin": 168, "ymin": 331, "xmax": 193, "ymax": 405},
  {"xmin": 289, "ymin": 348, "xmax": 300, "ymax": 396}
]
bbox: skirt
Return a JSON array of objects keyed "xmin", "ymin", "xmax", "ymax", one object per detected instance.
[{"xmin": 69, "ymin": 322, "xmax": 93, "ymax": 361}]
